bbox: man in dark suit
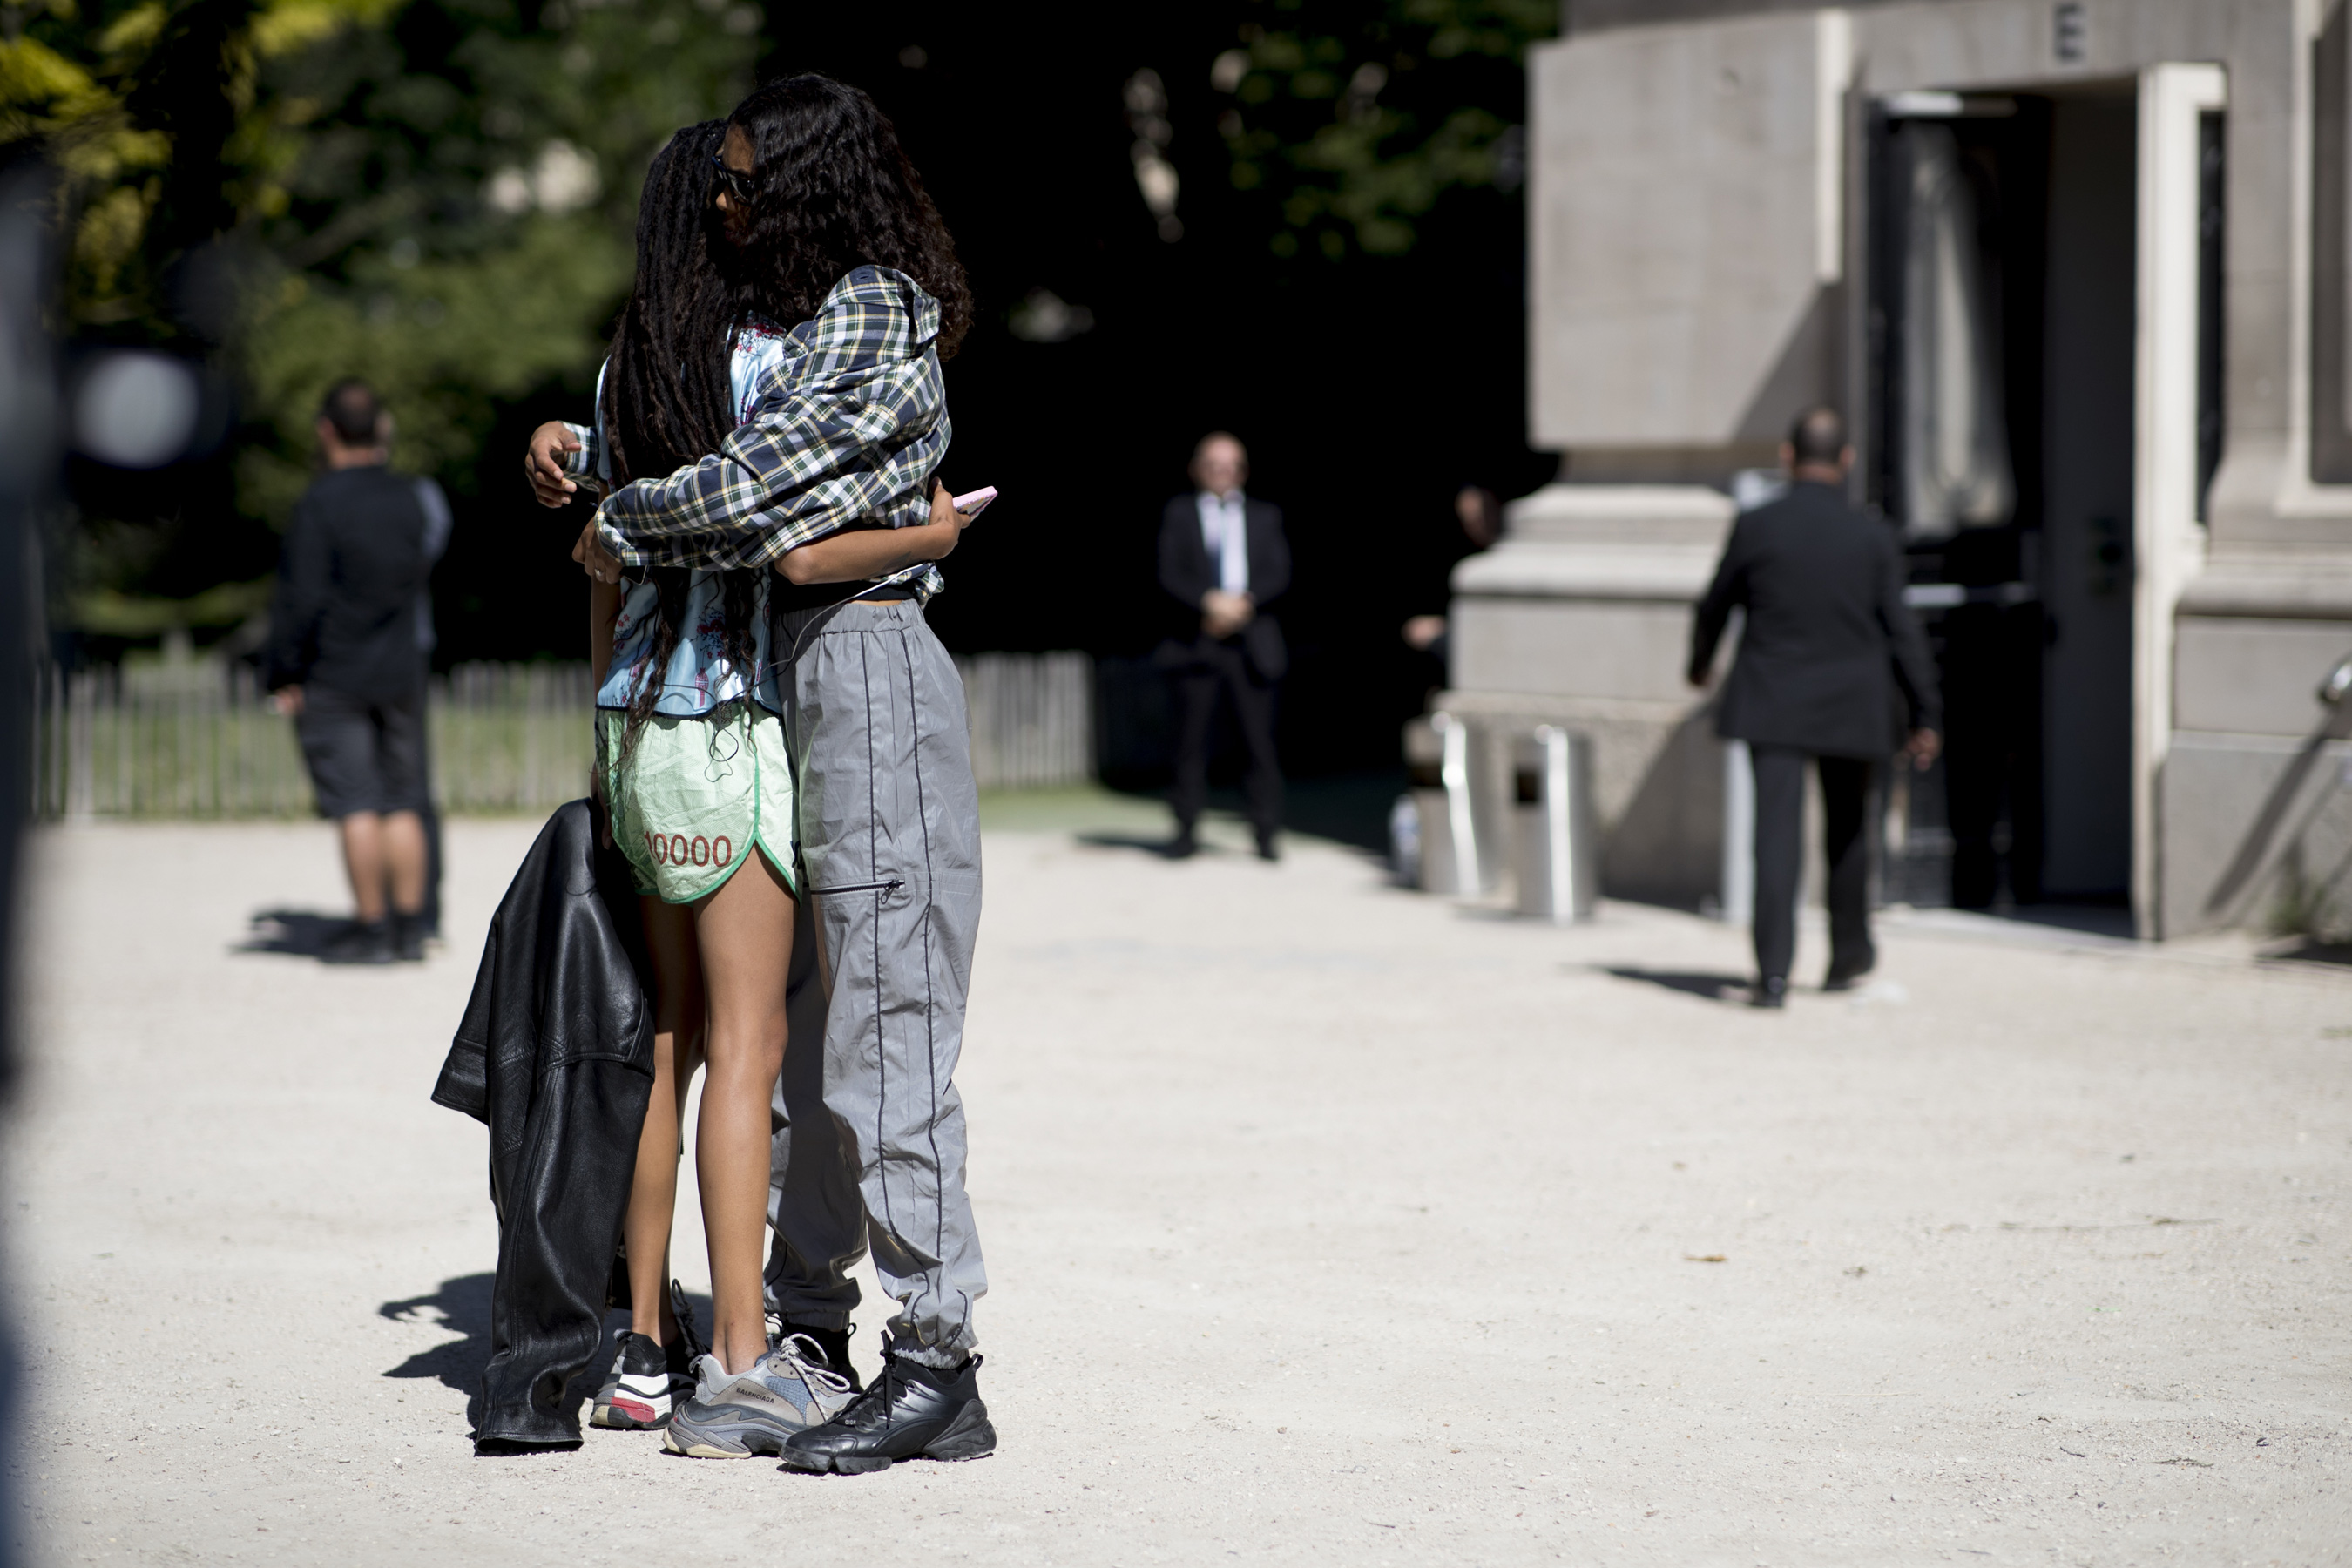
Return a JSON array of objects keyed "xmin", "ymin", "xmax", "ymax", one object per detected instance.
[
  {"xmin": 1688, "ymin": 407, "xmax": 1941, "ymax": 1008},
  {"xmin": 1158, "ymin": 430, "xmax": 1291, "ymax": 860}
]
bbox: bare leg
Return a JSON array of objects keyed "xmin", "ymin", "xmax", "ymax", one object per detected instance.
[
  {"xmin": 382, "ymin": 809, "xmax": 428, "ymax": 917},
  {"xmin": 339, "ymin": 811, "xmax": 386, "ymax": 923},
  {"xmin": 691, "ymin": 848, "xmax": 794, "ymax": 1374},
  {"xmin": 624, "ymin": 897, "xmax": 705, "ymax": 1345}
]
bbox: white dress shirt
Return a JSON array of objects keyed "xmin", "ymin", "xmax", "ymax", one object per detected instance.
[{"xmin": 1196, "ymin": 490, "xmax": 1250, "ymax": 597}]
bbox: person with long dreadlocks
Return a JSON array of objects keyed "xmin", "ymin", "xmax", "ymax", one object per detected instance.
[
  {"xmin": 531, "ymin": 75, "xmax": 996, "ymax": 1475},
  {"xmin": 523, "ymin": 118, "xmax": 974, "ymax": 1457}
]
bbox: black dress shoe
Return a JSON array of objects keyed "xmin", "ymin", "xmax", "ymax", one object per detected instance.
[
  {"xmin": 778, "ymin": 1342, "xmax": 994, "ymax": 1474},
  {"xmin": 321, "ymin": 919, "xmax": 395, "ymax": 965},
  {"xmin": 1748, "ymin": 977, "xmax": 1788, "ymax": 1009},
  {"xmin": 1166, "ymin": 832, "xmax": 1199, "ymax": 860},
  {"xmin": 1254, "ymin": 834, "xmax": 1279, "ymax": 862},
  {"xmin": 391, "ymin": 911, "xmax": 427, "ymax": 963},
  {"xmin": 1821, "ymin": 950, "xmax": 1876, "ymax": 992}
]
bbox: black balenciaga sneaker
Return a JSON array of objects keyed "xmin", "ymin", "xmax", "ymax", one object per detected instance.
[{"xmin": 777, "ymin": 1339, "xmax": 994, "ymax": 1474}]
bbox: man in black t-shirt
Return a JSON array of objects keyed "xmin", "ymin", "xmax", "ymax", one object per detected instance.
[{"xmin": 264, "ymin": 380, "xmax": 442, "ymax": 964}]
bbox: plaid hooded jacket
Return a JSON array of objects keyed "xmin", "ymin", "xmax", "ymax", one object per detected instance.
[{"xmin": 573, "ymin": 265, "xmax": 949, "ymax": 597}]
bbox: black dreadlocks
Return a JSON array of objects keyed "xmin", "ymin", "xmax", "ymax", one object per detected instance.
[{"xmin": 601, "ymin": 119, "xmax": 763, "ymax": 774}]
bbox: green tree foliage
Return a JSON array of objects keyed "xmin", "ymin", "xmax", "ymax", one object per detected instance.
[
  {"xmin": 233, "ymin": 0, "xmax": 754, "ymax": 524},
  {"xmin": 1212, "ymin": 0, "xmax": 1551, "ymax": 260},
  {"xmin": 1, "ymin": 0, "xmax": 754, "ymax": 611}
]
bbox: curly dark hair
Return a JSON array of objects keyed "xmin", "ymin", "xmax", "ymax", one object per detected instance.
[
  {"xmin": 601, "ymin": 119, "xmax": 762, "ymax": 773},
  {"xmin": 725, "ymin": 74, "xmax": 971, "ymax": 358}
]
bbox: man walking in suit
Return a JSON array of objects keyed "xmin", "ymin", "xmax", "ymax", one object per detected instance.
[
  {"xmin": 1688, "ymin": 407, "xmax": 1941, "ymax": 1008},
  {"xmin": 1159, "ymin": 431, "xmax": 1290, "ymax": 860}
]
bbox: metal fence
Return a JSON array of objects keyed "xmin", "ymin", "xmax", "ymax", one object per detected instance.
[{"xmin": 25, "ymin": 651, "xmax": 1092, "ymax": 821}]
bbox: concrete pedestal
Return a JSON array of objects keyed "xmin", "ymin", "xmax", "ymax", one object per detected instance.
[{"xmin": 1443, "ymin": 483, "xmax": 1736, "ymax": 910}]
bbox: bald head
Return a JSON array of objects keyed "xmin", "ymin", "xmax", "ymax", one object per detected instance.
[
  {"xmin": 1783, "ymin": 405, "xmax": 1851, "ymax": 482},
  {"xmin": 1191, "ymin": 431, "xmax": 1247, "ymax": 498}
]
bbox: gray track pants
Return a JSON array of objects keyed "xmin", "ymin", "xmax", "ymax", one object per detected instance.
[{"xmin": 763, "ymin": 599, "xmax": 986, "ymax": 1367}]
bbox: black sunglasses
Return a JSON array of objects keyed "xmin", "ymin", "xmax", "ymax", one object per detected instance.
[{"xmin": 710, "ymin": 150, "xmax": 756, "ymax": 206}]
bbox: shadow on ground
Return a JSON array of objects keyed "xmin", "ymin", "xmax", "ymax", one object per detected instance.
[
  {"xmin": 1085, "ymin": 770, "xmax": 1403, "ymax": 854},
  {"xmin": 382, "ymin": 1273, "xmax": 496, "ymax": 1434},
  {"xmin": 383, "ymin": 1275, "xmax": 493, "ymax": 1382},
  {"xmin": 1949, "ymin": 900, "xmax": 2136, "ymax": 942},
  {"xmin": 1599, "ymin": 966, "xmax": 1750, "ymax": 1004},
  {"xmin": 234, "ymin": 908, "xmax": 352, "ymax": 958},
  {"xmin": 379, "ymin": 1274, "xmax": 718, "ymax": 1441},
  {"xmin": 1076, "ymin": 831, "xmax": 1188, "ymax": 858},
  {"xmin": 2261, "ymin": 939, "xmax": 2352, "ymax": 967}
]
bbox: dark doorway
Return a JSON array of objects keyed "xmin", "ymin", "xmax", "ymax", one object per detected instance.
[{"xmin": 1867, "ymin": 85, "xmax": 2139, "ymax": 911}]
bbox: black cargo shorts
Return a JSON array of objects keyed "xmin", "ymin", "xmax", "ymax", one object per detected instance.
[{"xmin": 295, "ymin": 684, "xmax": 429, "ymax": 819}]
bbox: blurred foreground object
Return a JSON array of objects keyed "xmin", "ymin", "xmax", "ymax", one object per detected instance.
[
  {"xmin": 2, "ymin": 148, "xmax": 57, "ymax": 1107},
  {"xmin": 69, "ymin": 351, "xmax": 206, "ymax": 469},
  {"xmin": 0, "ymin": 149, "xmax": 61, "ymax": 1568}
]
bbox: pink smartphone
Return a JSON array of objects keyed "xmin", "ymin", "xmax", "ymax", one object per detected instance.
[{"xmin": 951, "ymin": 485, "xmax": 997, "ymax": 517}]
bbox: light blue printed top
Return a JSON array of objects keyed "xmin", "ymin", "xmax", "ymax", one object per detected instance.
[{"xmin": 593, "ymin": 320, "xmax": 792, "ymax": 715}]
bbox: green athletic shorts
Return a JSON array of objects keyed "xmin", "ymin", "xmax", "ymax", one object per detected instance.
[{"xmin": 599, "ymin": 702, "xmax": 798, "ymax": 903}]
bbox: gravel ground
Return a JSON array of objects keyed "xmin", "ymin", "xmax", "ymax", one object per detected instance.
[{"xmin": 6, "ymin": 814, "xmax": 2349, "ymax": 1566}]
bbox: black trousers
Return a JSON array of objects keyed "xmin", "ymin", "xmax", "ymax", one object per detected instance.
[
  {"xmin": 1750, "ymin": 746, "xmax": 1875, "ymax": 985},
  {"xmin": 1170, "ymin": 640, "xmax": 1281, "ymax": 841}
]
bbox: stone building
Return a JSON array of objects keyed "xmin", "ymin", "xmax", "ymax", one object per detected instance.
[{"xmin": 1449, "ymin": 0, "xmax": 2352, "ymax": 938}]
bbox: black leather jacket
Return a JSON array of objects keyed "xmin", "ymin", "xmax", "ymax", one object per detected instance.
[{"xmin": 434, "ymin": 800, "xmax": 652, "ymax": 1453}]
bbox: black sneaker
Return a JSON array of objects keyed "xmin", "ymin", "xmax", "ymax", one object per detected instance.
[
  {"xmin": 589, "ymin": 1330, "xmax": 696, "ymax": 1430},
  {"xmin": 779, "ymin": 1321, "xmax": 862, "ymax": 1393},
  {"xmin": 591, "ymin": 1281, "xmax": 705, "ymax": 1430},
  {"xmin": 391, "ymin": 912, "xmax": 427, "ymax": 963},
  {"xmin": 1749, "ymin": 977, "xmax": 1788, "ymax": 1010},
  {"xmin": 777, "ymin": 1340, "xmax": 994, "ymax": 1474},
  {"xmin": 1821, "ymin": 950, "xmax": 1876, "ymax": 992},
  {"xmin": 321, "ymin": 920, "xmax": 394, "ymax": 965}
]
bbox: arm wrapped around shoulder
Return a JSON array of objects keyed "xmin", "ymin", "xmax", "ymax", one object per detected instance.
[{"xmin": 598, "ymin": 267, "xmax": 951, "ymax": 572}]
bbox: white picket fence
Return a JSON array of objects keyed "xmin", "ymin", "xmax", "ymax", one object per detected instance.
[{"xmin": 26, "ymin": 652, "xmax": 1093, "ymax": 820}]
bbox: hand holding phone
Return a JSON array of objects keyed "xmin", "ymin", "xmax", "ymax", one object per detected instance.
[{"xmin": 951, "ymin": 485, "xmax": 997, "ymax": 518}]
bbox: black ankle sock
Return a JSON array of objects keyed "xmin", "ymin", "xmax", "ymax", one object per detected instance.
[{"xmin": 784, "ymin": 1322, "xmax": 855, "ymax": 1372}]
